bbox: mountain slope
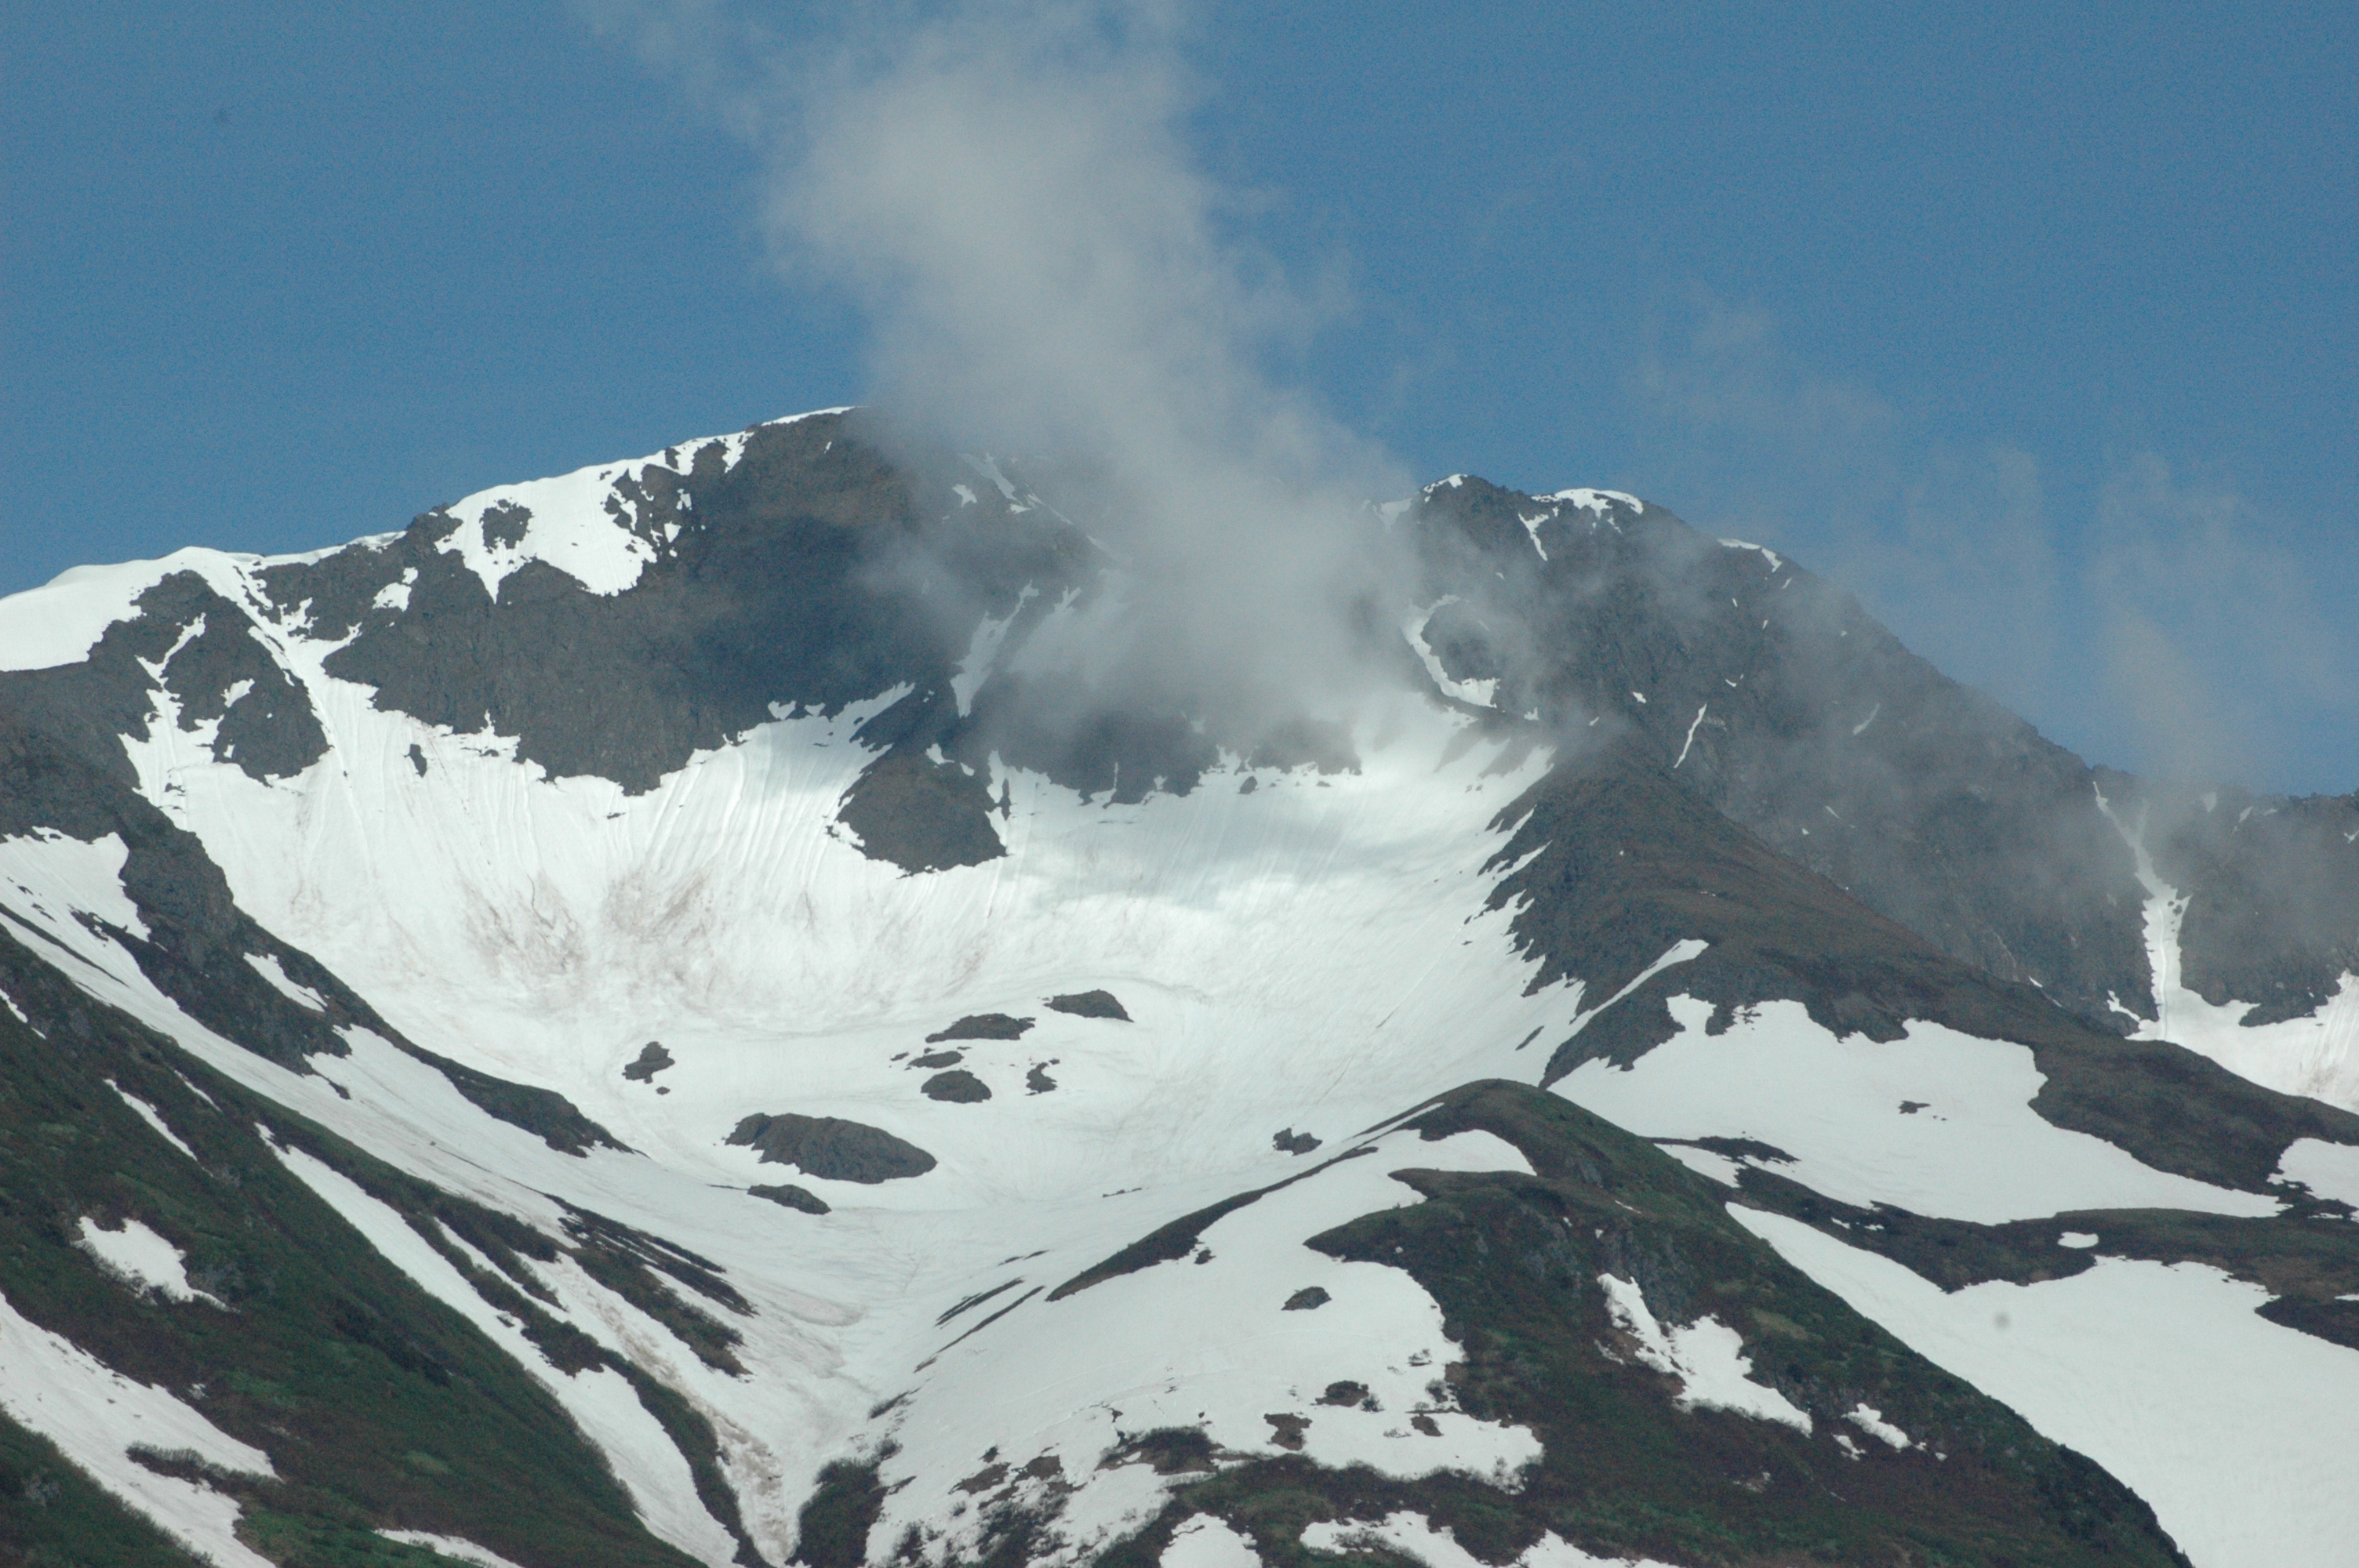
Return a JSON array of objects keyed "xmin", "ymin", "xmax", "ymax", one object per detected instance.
[{"xmin": 2, "ymin": 408, "xmax": 2356, "ymax": 1567}]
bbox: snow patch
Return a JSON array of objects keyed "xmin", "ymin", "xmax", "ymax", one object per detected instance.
[
  {"xmin": 866, "ymin": 1127, "xmax": 1547, "ymax": 1566},
  {"xmin": 1161, "ymin": 1515, "xmax": 1263, "ymax": 1568},
  {"xmin": 0, "ymin": 555, "xmax": 184, "ymax": 671},
  {"xmin": 952, "ymin": 589, "xmax": 1035, "ymax": 717},
  {"xmin": 0, "ymin": 1284, "xmax": 274, "ymax": 1567},
  {"xmin": 0, "ymin": 829, "xmax": 152, "ymax": 941},
  {"xmin": 1736, "ymin": 1207, "xmax": 2359, "ymax": 1568},
  {"xmin": 1843, "ymin": 1402, "xmax": 1911, "ymax": 1449},
  {"xmin": 373, "ymin": 569, "xmax": 417, "ymax": 612},
  {"xmin": 1303, "ymin": 1510, "xmax": 1677, "ymax": 1568},
  {"xmin": 1716, "ymin": 539, "xmax": 1784, "ymax": 572},
  {"xmin": 1597, "ymin": 1274, "xmax": 1810, "ymax": 1431},
  {"xmin": 376, "ymin": 1534, "xmax": 533, "ymax": 1568},
  {"xmin": 1657, "ymin": 1144, "xmax": 1741, "ymax": 1187},
  {"xmin": 106, "ymin": 1080, "xmax": 200, "ymax": 1163},
  {"xmin": 78, "ymin": 1217, "xmax": 223, "ymax": 1308},
  {"xmin": 1673, "ymin": 706, "xmax": 1707, "ymax": 769},
  {"xmin": 1547, "ymin": 488, "xmax": 1641, "ymax": 517},
  {"xmin": 1404, "ymin": 600, "xmax": 1499, "ymax": 709},
  {"xmin": 1558, "ymin": 996, "xmax": 2278, "ymax": 1224},
  {"xmin": 2276, "ymin": 1140, "xmax": 2359, "ymax": 1207},
  {"xmin": 245, "ymin": 952, "xmax": 328, "ymax": 1012}
]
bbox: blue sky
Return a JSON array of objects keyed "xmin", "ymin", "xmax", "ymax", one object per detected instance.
[{"xmin": 5, "ymin": 2, "xmax": 2353, "ymax": 792}]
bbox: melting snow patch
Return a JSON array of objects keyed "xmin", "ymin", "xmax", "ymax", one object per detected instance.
[
  {"xmin": 1557, "ymin": 996, "xmax": 2280, "ymax": 1224},
  {"xmin": 0, "ymin": 1285, "xmax": 274, "ymax": 1566},
  {"xmin": 77, "ymin": 1217, "xmax": 223, "ymax": 1307},
  {"xmin": 1404, "ymin": 601, "xmax": 1499, "ymax": 708},
  {"xmin": 2059, "ymin": 1231, "xmax": 2099, "ymax": 1250},
  {"xmin": 377, "ymin": 1532, "xmax": 533, "ymax": 1568},
  {"xmin": 1597, "ymin": 1273, "xmax": 1810, "ymax": 1431},
  {"xmin": 2276, "ymin": 1140, "xmax": 2359, "ymax": 1208},
  {"xmin": 0, "ymin": 829, "xmax": 152, "ymax": 941},
  {"xmin": 106, "ymin": 1080, "xmax": 200, "ymax": 1163},
  {"xmin": 1303, "ymin": 1511, "xmax": 1677, "ymax": 1568},
  {"xmin": 1161, "ymin": 1515, "xmax": 1263, "ymax": 1568},
  {"xmin": 1548, "ymin": 488, "xmax": 1641, "ymax": 517},
  {"xmin": 372, "ymin": 568, "xmax": 416, "ymax": 612},
  {"xmin": 1674, "ymin": 706, "xmax": 1707, "ymax": 768},
  {"xmin": 1657, "ymin": 1144, "xmax": 1741, "ymax": 1186},
  {"xmin": 1717, "ymin": 539, "xmax": 1785, "ymax": 572},
  {"xmin": 245, "ymin": 952, "xmax": 328, "ymax": 1012},
  {"xmin": 1843, "ymin": 1402, "xmax": 1911, "ymax": 1449}
]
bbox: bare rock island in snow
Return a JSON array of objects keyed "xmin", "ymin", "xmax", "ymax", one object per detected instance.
[{"xmin": 3, "ymin": 407, "xmax": 2359, "ymax": 1567}]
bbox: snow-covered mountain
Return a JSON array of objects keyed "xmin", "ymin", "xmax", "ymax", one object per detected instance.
[{"xmin": 4, "ymin": 408, "xmax": 2358, "ymax": 1568}]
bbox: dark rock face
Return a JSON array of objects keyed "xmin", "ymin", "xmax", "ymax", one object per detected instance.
[
  {"xmin": 621, "ymin": 1042, "xmax": 673, "ymax": 1083},
  {"xmin": 136, "ymin": 573, "xmax": 331, "ymax": 783},
  {"xmin": 1282, "ymin": 1287, "xmax": 1330, "ymax": 1311},
  {"xmin": 2129, "ymin": 780, "xmax": 2359, "ymax": 1023},
  {"xmin": 921, "ymin": 1070, "xmax": 992, "ymax": 1104},
  {"xmin": 1411, "ymin": 478, "xmax": 2157, "ymax": 1033},
  {"xmin": 1025, "ymin": 1064, "xmax": 1057, "ymax": 1094},
  {"xmin": 837, "ymin": 750, "xmax": 1005, "ymax": 872},
  {"xmin": 749, "ymin": 1183, "xmax": 831, "ymax": 1215},
  {"xmin": 288, "ymin": 416, "xmax": 968, "ymax": 795},
  {"xmin": 1486, "ymin": 742, "xmax": 2359, "ymax": 1194},
  {"xmin": 1271, "ymin": 1128, "xmax": 1321, "ymax": 1155},
  {"xmin": 1044, "ymin": 990, "xmax": 1129, "ymax": 1022},
  {"xmin": 725, "ymin": 1113, "xmax": 937, "ymax": 1183},
  {"xmin": 925, "ymin": 1014, "xmax": 1033, "ymax": 1043}
]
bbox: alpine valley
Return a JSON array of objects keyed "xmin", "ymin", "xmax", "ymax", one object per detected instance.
[{"xmin": 6, "ymin": 408, "xmax": 2359, "ymax": 1568}]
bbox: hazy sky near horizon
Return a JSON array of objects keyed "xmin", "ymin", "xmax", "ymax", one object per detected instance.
[{"xmin": 5, "ymin": 2, "xmax": 2354, "ymax": 793}]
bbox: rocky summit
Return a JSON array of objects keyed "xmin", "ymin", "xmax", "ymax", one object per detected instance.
[{"xmin": 3, "ymin": 408, "xmax": 2357, "ymax": 1568}]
